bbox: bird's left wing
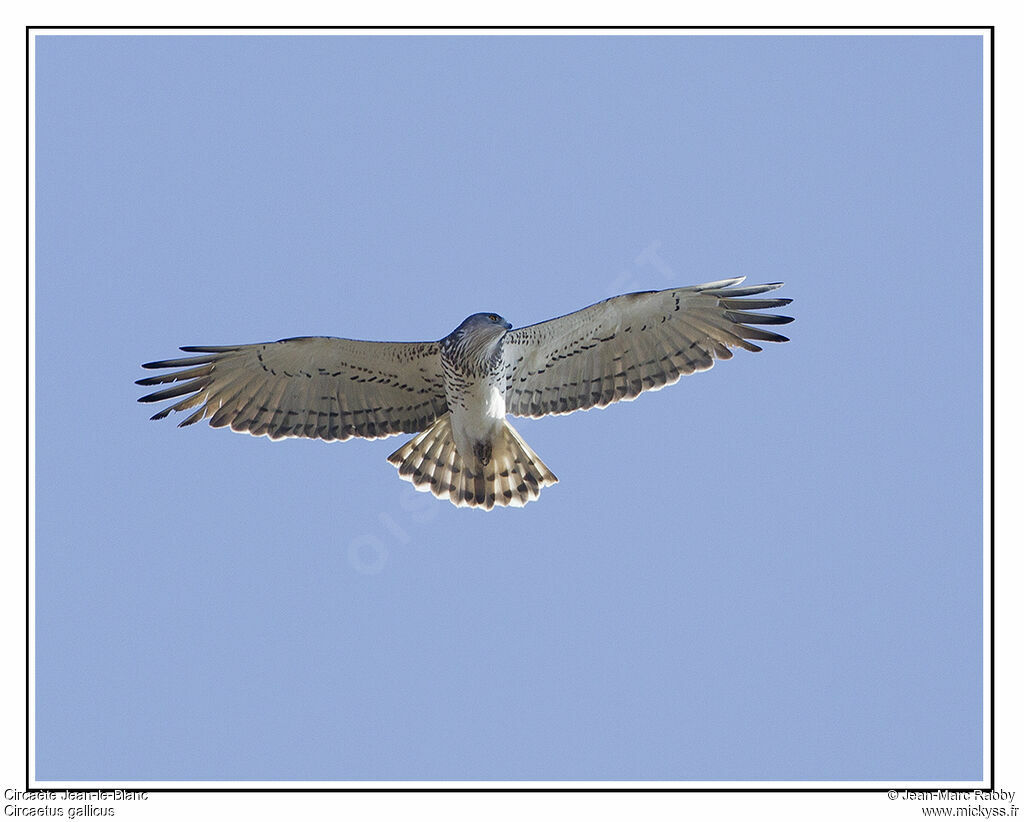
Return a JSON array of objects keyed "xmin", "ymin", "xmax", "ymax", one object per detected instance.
[
  {"xmin": 502, "ymin": 278, "xmax": 792, "ymax": 418},
  {"xmin": 138, "ymin": 336, "xmax": 447, "ymax": 441}
]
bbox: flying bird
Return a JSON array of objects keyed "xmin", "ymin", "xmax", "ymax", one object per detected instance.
[{"xmin": 138, "ymin": 278, "xmax": 792, "ymax": 509}]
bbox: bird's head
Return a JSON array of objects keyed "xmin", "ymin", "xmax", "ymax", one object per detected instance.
[
  {"xmin": 443, "ymin": 313, "xmax": 513, "ymax": 369},
  {"xmin": 457, "ymin": 312, "xmax": 513, "ymax": 333}
]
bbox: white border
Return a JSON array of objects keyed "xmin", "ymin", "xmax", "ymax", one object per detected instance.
[
  {"xmin": 27, "ymin": 25, "xmax": 993, "ymax": 792},
  {"xmin": 980, "ymin": 25, "xmax": 992, "ymax": 794},
  {"xmin": 28, "ymin": 26, "xmax": 993, "ymax": 36},
  {"xmin": 28, "ymin": 24, "xmax": 37, "ymax": 795}
]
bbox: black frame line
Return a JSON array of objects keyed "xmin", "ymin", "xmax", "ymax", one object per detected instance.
[{"xmin": 25, "ymin": 23, "xmax": 996, "ymax": 795}]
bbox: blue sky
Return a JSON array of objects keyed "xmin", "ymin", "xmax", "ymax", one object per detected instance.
[{"xmin": 34, "ymin": 33, "xmax": 983, "ymax": 782}]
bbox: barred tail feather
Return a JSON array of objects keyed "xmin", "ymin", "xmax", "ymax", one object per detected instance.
[{"xmin": 386, "ymin": 413, "xmax": 558, "ymax": 509}]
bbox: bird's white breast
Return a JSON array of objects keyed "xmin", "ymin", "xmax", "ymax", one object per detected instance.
[
  {"xmin": 484, "ymin": 384, "xmax": 506, "ymax": 420},
  {"xmin": 449, "ymin": 379, "xmax": 507, "ymax": 463}
]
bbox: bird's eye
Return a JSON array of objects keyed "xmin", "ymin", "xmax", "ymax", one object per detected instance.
[{"xmin": 489, "ymin": 314, "xmax": 499, "ymax": 322}]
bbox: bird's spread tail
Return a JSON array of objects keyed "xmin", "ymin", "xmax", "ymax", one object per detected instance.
[{"xmin": 386, "ymin": 413, "xmax": 558, "ymax": 509}]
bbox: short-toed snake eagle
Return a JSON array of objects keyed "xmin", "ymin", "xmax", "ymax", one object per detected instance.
[{"xmin": 138, "ymin": 278, "xmax": 792, "ymax": 509}]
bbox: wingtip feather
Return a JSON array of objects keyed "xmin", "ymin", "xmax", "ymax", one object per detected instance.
[{"xmin": 723, "ymin": 310, "xmax": 795, "ymax": 326}]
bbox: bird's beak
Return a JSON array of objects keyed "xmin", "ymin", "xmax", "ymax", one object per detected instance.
[{"xmin": 503, "ymin": 320, "xmax": 513, "ymax": 330}]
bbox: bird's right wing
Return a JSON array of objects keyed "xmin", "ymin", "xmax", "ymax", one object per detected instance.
[
  {"xmin": 502, "ymin": 278, "xmax": 792, "ymax": 418},
  {"xmin": 137, "ymin": 336, "xmax": 447, "ymax": 441}
]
